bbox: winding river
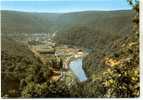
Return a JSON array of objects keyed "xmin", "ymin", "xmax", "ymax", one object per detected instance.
[{"xmin": 69, "ymin": 58, "xmax": 87, "ymax": 81}]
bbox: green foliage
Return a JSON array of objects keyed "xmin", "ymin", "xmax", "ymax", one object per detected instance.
[
  {"xmin": 2, "ymin": 10, "xmax": 133, "ymax": 35},
  {"xmin": 80, "ymin": 0, "xmax": 139, "ymax": 97},
  {"xmin": 55, "ymin": 10, "xmax": 134, "ymax": 48},
  {"xmin": 1, "ymin": 36, "xmax": 43, "ymax": 97},
  {"xmin": 1, "ymin": 10, "xmax": 55, "ymax": 33},
  {"xmin": 69, "ymin": 32, "xmax": 139, "ymax": 98},
  {"xmin": 21, "ymin": 82, "xmax": 48, "ymax": 97},
  {"xmin": 21, "ymin": 80, "xmax": 71, "ymax": 98},
  {"xmin": 1, "ymin": 35, "xmax": 71, "ymax": 98}
]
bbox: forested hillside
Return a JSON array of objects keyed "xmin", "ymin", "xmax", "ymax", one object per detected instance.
[
  {"xmin": 73, "ymin": 0, "xmax": 139, "ymax": 97},
  {"xmin": 1, "ymin": 10, "xmax": 134, "ymax": 35},
  {"xmin": 1, "ymin": 35, "xmax": 72, "ymax": 97},
  {"xmin": 55, "ymin": 10, "xmax": 134, "ymax": 48},
  {"xmin": 1, "ymin": 35, "xmax": 41, "ymax": 97},
  {"xmin": 70, "ymin": 31, "xmax": 139, "ymax": 97},
  {"xmin": 1, "ymin": 10, "xmax": 61, "ymax": 33}
]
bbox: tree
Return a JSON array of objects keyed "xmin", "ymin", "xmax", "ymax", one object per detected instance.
[{"xmin": 128, "ymin": 0, "xmax": 139, "ymax": 31}]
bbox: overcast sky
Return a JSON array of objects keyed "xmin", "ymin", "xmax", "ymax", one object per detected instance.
[{"xmin": 1, "ymin": 0, "xmax": 132, "ymax": 13}]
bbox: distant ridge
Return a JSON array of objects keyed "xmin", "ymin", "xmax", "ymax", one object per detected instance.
[{"xmin": 1, "ymin": 10, "xmax": 134, "ymax": 34}]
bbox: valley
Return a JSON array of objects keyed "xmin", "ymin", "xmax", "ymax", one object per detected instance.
[
  {"xmin": 1, "ymin": 3, "xmax": 139, "ymax": 97},
  {"xmin": 2, "ymin": 32, "xmax": 89, "ymax": 89}
]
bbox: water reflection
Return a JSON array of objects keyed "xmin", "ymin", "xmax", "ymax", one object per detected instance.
[{"xmin": 69, "ymin": 58, "xmax": 87, "ymax": 81}]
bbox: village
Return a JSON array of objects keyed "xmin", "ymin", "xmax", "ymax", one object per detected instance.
[{"xmin": 27, "ymin": 34, "xmax": 88, "ymax": 86}]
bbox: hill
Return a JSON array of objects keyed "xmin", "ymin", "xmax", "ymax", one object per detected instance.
[
  {"xmin": 1, "ymin": 35, "xmax": 42, "ymax": 97},
  {"xmin": 1, "ymin": 10, "xmax": 134, "ymax": 36},
  {"xmin": 1, "ymin": 36, "xmax": 72, "ymax": 97},
  {"xmin": 70, "ymin": 32, "xmax": 139, "ymax": 98},
  {"xmin": 1, "ymin": 10, "xmax": 61, "ymax": 33},
  {"xmin": 54, "ymin": 10, "xmax": 134, "ymax": 48}
]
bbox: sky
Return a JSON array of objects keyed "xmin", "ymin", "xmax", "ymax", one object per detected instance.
[{"xmin": 1, "ymin": 0, "xmax": 132, "ymax": 13}]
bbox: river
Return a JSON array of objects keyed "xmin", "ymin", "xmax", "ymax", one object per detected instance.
[{"xmin": 69, "ymin": 58, "xmax": 87, "ymax": 81}]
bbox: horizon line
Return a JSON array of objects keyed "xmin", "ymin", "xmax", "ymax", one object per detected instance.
[{"xmin": 1, "ymin": 8, "xmax": 132, "ymax": 13}]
